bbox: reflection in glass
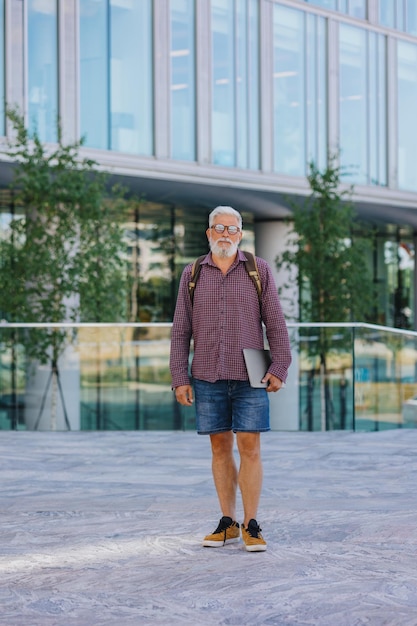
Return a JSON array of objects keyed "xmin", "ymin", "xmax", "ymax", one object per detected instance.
[
  {"xmin": 339, "ymin": 25, "xmax": 387, "ymax": 186},
  {"xmin": 348, "ymin": 0, "xmax": 366, "ymax": 19},
  {"xmin": 212, "ymin": 0, "xmax": 235, "ymax": 166},
  {"xmin": 78, "ymin": 325, "xmax": 187, "ymax": 431},
  {"xmin": 273, "ymin": 6, "xmax": 326, "ymax": 176},
  {"xmin": 305, "ymin": 0, "xmax": 337, "ymax": 9},
  {"xmin": 339, "ymin": 25, "xmax": 367, "ymax": 184},
  {"xmin": 305, "ymin": 0, "xmax": 366, "ymax": 17},
  {"xmin": 369, "ymin": 34, "xmax": 387, "ymax": 187},
  {"xmin": 110, "ymin": 0, "xmax": 152, "ymax": 154},
  {"xmin": 28, "ymin": 0, "xmax": 58, "ymax": 142},
  {"xmin": 170, "ymin": 0, "xmax": 196, "ymax": 161},
  {"xmin": 80, "ymin": 0, "xmax": 109, "ymax": 149},
  {"xmin": 390, "ymin": 1, "xmax": 417, "ymax": 33},
  {"xmin": 273, "ymin": 7, "xmax": 304, "ymax": 176},
  {"xmin": 398, "ymin": 42, "xmax": 417, "ymax": 191},
  {"xmin": 211, "ymin": 0, "xmax": 259, "ymax": 169},
  {"xmin": 80, "ymin": 0, "xmax": 153, "ymax": 154},
  {"xmin": 406, "ymin": 0, "xmax": 417, "ymax": 36},
  {"xmin": 379, "ymin": 0, "xmax": 395, "ymax": 27}
]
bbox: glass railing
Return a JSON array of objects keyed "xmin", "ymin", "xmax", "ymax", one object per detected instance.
[{"xmin": 1, "ymin": 322, "xmax": 417, "ymax": 431}]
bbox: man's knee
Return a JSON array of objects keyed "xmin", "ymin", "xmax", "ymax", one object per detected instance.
[
  {"xmin": 210, "ymin": 431, "xmax": 234, "ymax": 457},
  {"xmin": 237, "ymin": 432, "xmax": 261, "ymax": 461}
]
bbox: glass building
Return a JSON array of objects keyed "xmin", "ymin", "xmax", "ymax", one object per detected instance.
[{"xmin": 2, "ymin": 0, "xmax": 417, "ymax": 431}]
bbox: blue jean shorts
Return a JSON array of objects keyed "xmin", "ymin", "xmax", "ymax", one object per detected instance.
[{"xmin": 193, "ymin": 379, "xmax": 270, "ymax": 435}]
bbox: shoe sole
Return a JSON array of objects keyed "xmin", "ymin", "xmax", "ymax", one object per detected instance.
[
  {"xmin": 203, "ymin": 537, "xmax": 240, "ymax": 547},
  {"xmin": 244, "ymin": 544, "xmax": 267, "ymax": 552}
]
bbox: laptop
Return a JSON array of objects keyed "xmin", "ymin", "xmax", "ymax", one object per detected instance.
[{"xmin": 243, "ymin": 348, "xmax": 272, "ymax": 388}]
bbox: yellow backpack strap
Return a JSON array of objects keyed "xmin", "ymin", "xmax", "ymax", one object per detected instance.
[
  {"xmin": 188, "ymin": 255, "xmax": 206, "ymax": 305},
  {"xmin": 243, "ymin": 250, "xmax": 262, "ymax": 305}
]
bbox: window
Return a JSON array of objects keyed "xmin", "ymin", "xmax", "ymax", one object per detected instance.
[
  {"xmin": 211, "ymin": 0, "xmax": 259, "ymax": 169},
  {"xmin": 379, "ymin": 0, "xmax": 395, "ymax": 28},
  {"xmin": 80, "ymin": 0, "xmax": 108, "ymax": 149},
  {"xmin": 170, "ymin": 0, "xmax": 196, "ymax": 161},
  {"xmin": 406, "ymin": 0, "xmax": 417, "ymax": 36},
  {"xmin": 80, "ymin": 0, "xmax": 153, "ymax": 155},
  {"xmin": 379, "ymin": 0, "xmax": 417, "ymax": 34},
  {"xmin": 27, "ymin": 0, "xmax": 58, "ymax": 142},
  {"xmin": 398, "ymin": 41, "xmax": 417, "ymax": 192},
  {"xmin": 273, "ymin": 6, "xmax": 327, "ymax": 176},
  {"xmin": 339, "ymin": 25, "xmax": 387, "ymax": 186},
  {"xmin": 305, "ymin": 0, "xmax": 366, "ymax": 18}
]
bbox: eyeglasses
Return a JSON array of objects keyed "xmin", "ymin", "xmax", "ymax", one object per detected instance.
[{"xmin": 211, "ymin": 224, "xmax": 241, "ymax": 235}]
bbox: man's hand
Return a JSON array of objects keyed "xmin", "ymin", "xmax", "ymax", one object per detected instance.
[
  {"xmin": 261, "ymin": 373, "xmax": 285, "ymax": 393},
  {"xmin": 174, "ymin": 384, "xmax": 194, "ymax": 406}
]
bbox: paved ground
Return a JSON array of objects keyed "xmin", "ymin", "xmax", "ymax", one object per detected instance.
[{"xmin": 1, "ymin": 429, "xmax": 417, "ymax": 625}]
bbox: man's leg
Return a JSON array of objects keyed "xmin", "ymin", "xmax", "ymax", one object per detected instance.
[
  {"xmin": 210, "ymin": 431, "xmax": 238, "ymax": 520},
  {"xmin": 236, "ymin": 431, "xmax": 262, "ymax": 526}
]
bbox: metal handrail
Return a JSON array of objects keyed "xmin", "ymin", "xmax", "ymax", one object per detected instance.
[{"xmin": 1, "ymin": 320, "xmax": 417, "ymax": 337}]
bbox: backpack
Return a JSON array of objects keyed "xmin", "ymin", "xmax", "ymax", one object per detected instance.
[{"xmin": 188, "ymin": 251, "xmax": 262, "ymax": 306}]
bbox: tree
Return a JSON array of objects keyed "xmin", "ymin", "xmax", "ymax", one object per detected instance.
[
  {"xmin": 276, "ymin": 157, "xmax": 375, "ymax": 430},
  {"xmin": 0, "ymin": 109, "xmax": 129, "ymax": 429}
]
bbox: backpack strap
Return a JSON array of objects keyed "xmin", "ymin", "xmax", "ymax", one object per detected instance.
[
  {"xmin": 243, "ymin": 251, "xmax": 262, "ymax": 305},
  {"xmin": 188, "ymin": 251, "xmax": 262, "ymax": 306},
  {"xmin": 188, "ymin": 254, "xmax": 207, "ymax": 305}
]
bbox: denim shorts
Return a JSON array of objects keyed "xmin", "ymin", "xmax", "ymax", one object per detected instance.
[{"xmin": 193, "ymin": 379, "xmax": 270, "ymax": 435}]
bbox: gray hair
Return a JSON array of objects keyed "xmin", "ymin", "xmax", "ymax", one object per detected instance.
[{"xmin": 209, "ymin": 206, "xmax": 242, "ymax": 230}]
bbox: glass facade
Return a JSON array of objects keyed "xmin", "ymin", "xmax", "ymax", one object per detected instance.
[
  {"xmin": 211, "ymin": 0, "xmax": 259, "ymax": 169},
  {"xmin": 27, "ymin": 0, "xmax": 58, "ymax": 142},
  {"xmin": 80, "ymin": 0, "xmax": 153, "ymax": 154},
  {"xmin": 379, "ymin": 0, "xmax": 417, "ymax": 35},
  {"xmin": 339, "ymin": 25, "xmax": 387, "ymax": 186},
  {"xmin": 170, "ymin": 0, "xmax": 196, "ymax": 161},
  {"xmin": 305, "ymin": 0, "xmax": 366, "ymax": 19},
  {"xmin": 397, "ymin": 40, "xmax": 417, "ymax": 192},
  {"xmin": 273, "ymin": 5, "xmax": 327, "ymax": 176}
]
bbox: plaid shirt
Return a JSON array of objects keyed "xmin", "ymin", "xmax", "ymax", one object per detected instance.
[{"xmin": 169, "ymin": 249, "xmax": 292, "ymax": 388}]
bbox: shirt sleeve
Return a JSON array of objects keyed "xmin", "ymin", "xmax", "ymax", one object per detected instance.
[
  {"xmin": 169, "ymin": 264, "xmax": 193, "ymax": 388},
  {"xmin": 258, "ymin": 259, "xmax": 292, "ymax": 383}
]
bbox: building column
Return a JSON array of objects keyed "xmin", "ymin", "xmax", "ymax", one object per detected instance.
[{"xmin": 255, "ymin": 220, "xmax": 299, "ymax": 431}]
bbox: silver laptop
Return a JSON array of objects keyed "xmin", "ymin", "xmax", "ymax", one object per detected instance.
[{"xmin": 243, "ymin": 348, "xmax": 272, "ymax": 388}]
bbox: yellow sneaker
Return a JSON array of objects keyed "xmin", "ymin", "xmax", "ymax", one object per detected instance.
[
  {"xmin": 241, "ymin": 519, "xmax": 267, "ymax": 552},
  {"xmin": 203, "ymin": 516, "xmax": 240, "ymax": 547}
]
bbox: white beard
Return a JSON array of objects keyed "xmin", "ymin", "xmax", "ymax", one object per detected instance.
[{"xmin": 209, "ymin": 236, "xmax": 239, "ymax": 258}]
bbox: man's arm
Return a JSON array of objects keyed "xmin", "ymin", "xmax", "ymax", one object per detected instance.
[
  {"xmin": 169, "ymin": 265, "xmax": 194, "ymax": 389},
  {"xmin": 258, "ymin": 260, "xmax": 292, "ymax": 384}
]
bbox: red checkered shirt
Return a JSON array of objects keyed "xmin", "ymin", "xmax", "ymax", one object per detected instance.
[{"xmin": 170, "ymin": 250, "xmax": 292, "ymax": 388}]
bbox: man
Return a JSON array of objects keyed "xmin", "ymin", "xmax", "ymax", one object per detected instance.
[{"xmin": 170, "ymin": 206, "xmax": 291, "ymax": 552}]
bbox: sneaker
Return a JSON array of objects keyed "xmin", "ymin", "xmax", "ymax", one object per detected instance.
[
  {"xmin": 203, "ymin": 516, "xmax": 240, "ymax": 547},
  {"xmin": 241, "ymin": 519, "xmax": 267, "ymax": 552}
]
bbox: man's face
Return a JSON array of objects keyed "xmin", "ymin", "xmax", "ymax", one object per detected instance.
[{"xmin": 206, "ymin": 215, "xmax": 242, "ymax": 258}]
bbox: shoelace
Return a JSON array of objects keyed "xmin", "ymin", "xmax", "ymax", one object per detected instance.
[
  {"xmin": 214, "ymin": 518, "xmax": 234, "ymax": 545},
  {"xmin": 247, "ymin": 522, "xmax": 262, "ymax": 538}
]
